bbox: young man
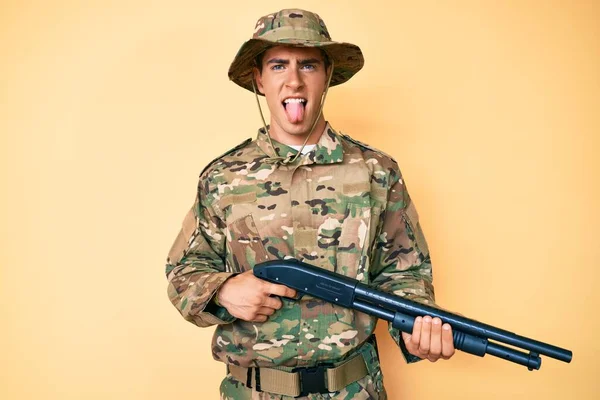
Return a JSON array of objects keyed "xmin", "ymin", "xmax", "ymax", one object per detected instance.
[{"xmin": 166, "ymin": 9, "xmax": 455, "ymax": 399}]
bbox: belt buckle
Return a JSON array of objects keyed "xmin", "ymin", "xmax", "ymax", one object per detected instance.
[{"xmin": 292, "ymin": 363, "xmax": 333, "ymax": 397}]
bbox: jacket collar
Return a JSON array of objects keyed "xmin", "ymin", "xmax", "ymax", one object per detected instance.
[{"xmin": 255, "ymin": 122, "xmax": 344, "ymax": 166}]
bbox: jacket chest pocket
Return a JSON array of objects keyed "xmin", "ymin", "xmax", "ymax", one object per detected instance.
[
  {"xmin": 225, "ymin": 214, "xmax": 270, "ymax": 272},
  {"xmin": 220, "ymin": 191, "xmax": 270, "ymax": 272},
  {"xmin": 336, "ymin": 198, "xmax": 377, "ymax": 282}
]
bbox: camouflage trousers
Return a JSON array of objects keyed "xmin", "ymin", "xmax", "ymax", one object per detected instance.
[{"xmin": 219, "ymin": 341, "xmax": 387, "ymax": 400}]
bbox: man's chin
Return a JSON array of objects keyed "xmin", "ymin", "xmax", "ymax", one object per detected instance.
[
  {"xmin": 280, "ymin": 120, "xmax": 312, "ymax": 136},
  {"xmin": 271, "ymin": 115, "xmax": 323, "ymax": 140}
]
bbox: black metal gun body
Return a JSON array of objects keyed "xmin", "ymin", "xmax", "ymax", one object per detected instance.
[{"xmin": 253, "ymin": 259, "xmax": 572, "ymax": 370}]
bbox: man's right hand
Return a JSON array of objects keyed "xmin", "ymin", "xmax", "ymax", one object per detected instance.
[{"xmin": 215, "ymin": 270, "xmax": 297, "ymax": 322}]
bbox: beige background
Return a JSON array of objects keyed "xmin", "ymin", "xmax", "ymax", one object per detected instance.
[{"xmin": 1, "ymin": 0, "xmax": 598, "ymax": 399}]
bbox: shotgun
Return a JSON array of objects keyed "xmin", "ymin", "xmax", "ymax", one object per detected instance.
[{"xmin": 253, "ymin": 259, "xmax": 572, "ymax": 370}]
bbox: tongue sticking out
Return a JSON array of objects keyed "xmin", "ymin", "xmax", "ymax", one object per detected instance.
[{"xmin": 285, "ymin": 102, "xmax": 305, "ymax": 123}]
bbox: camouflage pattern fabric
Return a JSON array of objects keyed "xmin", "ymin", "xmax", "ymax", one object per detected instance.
[
  {"xmin": 228, "ymin": 9, "xmax": 364, "ymax": 93},
  {"xmin": 166, "ymin": 123, "xmax": 436, "ymax": 396}
]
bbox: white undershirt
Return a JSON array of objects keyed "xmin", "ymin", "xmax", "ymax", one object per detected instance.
[{"xmin": 289, "ymin": 144, "xmax": 316, "ymax": 154}]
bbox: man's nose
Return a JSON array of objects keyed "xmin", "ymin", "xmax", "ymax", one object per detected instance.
[{"xmin": 285, "ymin": 66, "xmax": 303, "ymax": 90}]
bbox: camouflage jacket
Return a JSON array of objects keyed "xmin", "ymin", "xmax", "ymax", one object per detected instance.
[{"xmin": 166, "ymin": 123, "xmax": 436, "ymax": 368}]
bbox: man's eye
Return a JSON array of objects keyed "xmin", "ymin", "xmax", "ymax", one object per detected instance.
[
  {"xmin": 271, "ymin": 65, "xmax": 284, "ymax": 71},
  {"xmin": 302, "ymin": 65, "xmax": 316, "ymax": 71}
]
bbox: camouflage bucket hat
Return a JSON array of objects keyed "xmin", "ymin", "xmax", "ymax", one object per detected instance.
[{"xmin": 228, "ymin": 9, "xmax": 364, "ymax": 94}]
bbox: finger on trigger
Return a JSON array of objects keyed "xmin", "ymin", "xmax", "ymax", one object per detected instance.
[
  {"xmin": 267, "ymin": 282, "xmax": 296, "ymax": 299},
  {"xmin": 286, "ymin": 287, "xmax": 297, "ymax": 298}
]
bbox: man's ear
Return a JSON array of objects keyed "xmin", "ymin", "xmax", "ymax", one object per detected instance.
[{"xmin": 252, "ymin": 67, "xmax": 264, "ymax": 95}]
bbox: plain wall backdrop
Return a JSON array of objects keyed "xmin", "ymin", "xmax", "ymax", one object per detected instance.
[{"xmin": 1, "ymin": 0, "xmax": 598, "ymax": 399}]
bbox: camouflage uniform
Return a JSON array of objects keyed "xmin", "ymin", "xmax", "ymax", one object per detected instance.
[{"xmin": 166, "ymin": 123, "xmax": 436, "ymax": 399}]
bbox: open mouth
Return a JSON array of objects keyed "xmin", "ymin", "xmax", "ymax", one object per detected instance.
[{"xmin": 282, "ymin": 98, "xmax": 307, "ymax": 123}]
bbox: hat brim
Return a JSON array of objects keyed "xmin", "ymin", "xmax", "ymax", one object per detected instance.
[{"xmin": 228, "ymin": 38, "xmax": 364, "ymax": 94}]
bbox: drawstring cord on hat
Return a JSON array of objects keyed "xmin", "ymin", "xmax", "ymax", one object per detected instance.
[{"xmin": 251, "ymin": 59, "xmax": 335, "ymax": 165}]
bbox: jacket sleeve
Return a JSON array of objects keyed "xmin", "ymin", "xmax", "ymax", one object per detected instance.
[
  {"xmin": 369, "ymin": 164, "xmax": 436, "ymax": 364},
  {"xmin": 165, "ymin": 177, "xmax": 236, "ymax": 327}
]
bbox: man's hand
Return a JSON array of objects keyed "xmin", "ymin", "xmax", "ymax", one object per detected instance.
[
  {"xmin": 401, "ymin": 316, "xmax": 456, "ymax": 362},
  {"xmin": 216, "ymin": 270, "xmax": 297, "ymax": 322}
]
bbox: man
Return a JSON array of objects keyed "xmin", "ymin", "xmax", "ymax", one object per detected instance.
[{"xmin": 166, "ymin": 9, "xmax": 455, "ymax": 399}]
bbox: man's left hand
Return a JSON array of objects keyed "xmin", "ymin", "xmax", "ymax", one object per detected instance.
[{"xmin": 401, "ymin": 316, "xmax": 456, "ymax": 362}]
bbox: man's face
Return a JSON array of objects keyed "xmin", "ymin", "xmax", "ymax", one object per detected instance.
[{"xmin": 253, "ymin": 46, "xmax": 329, "ymax": 142}]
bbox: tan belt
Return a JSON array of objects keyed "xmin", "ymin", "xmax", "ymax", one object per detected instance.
[{"xmin": 228, "ymin": 353, "xmax": 368, "ymax": 397}]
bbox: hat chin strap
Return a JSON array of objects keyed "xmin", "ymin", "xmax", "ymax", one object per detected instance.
[{"xmin": 252, "ymin": 59, "xmax": 335, "ymax": 165}]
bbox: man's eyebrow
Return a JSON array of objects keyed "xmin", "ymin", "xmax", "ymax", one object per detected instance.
[
  {"xmin": 266, "ymin": 58, "xmax": 289, "ymax": 65},
  {"xmin": 298, "ymin": 58, "xmax": 322, "ymax": 65}
]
